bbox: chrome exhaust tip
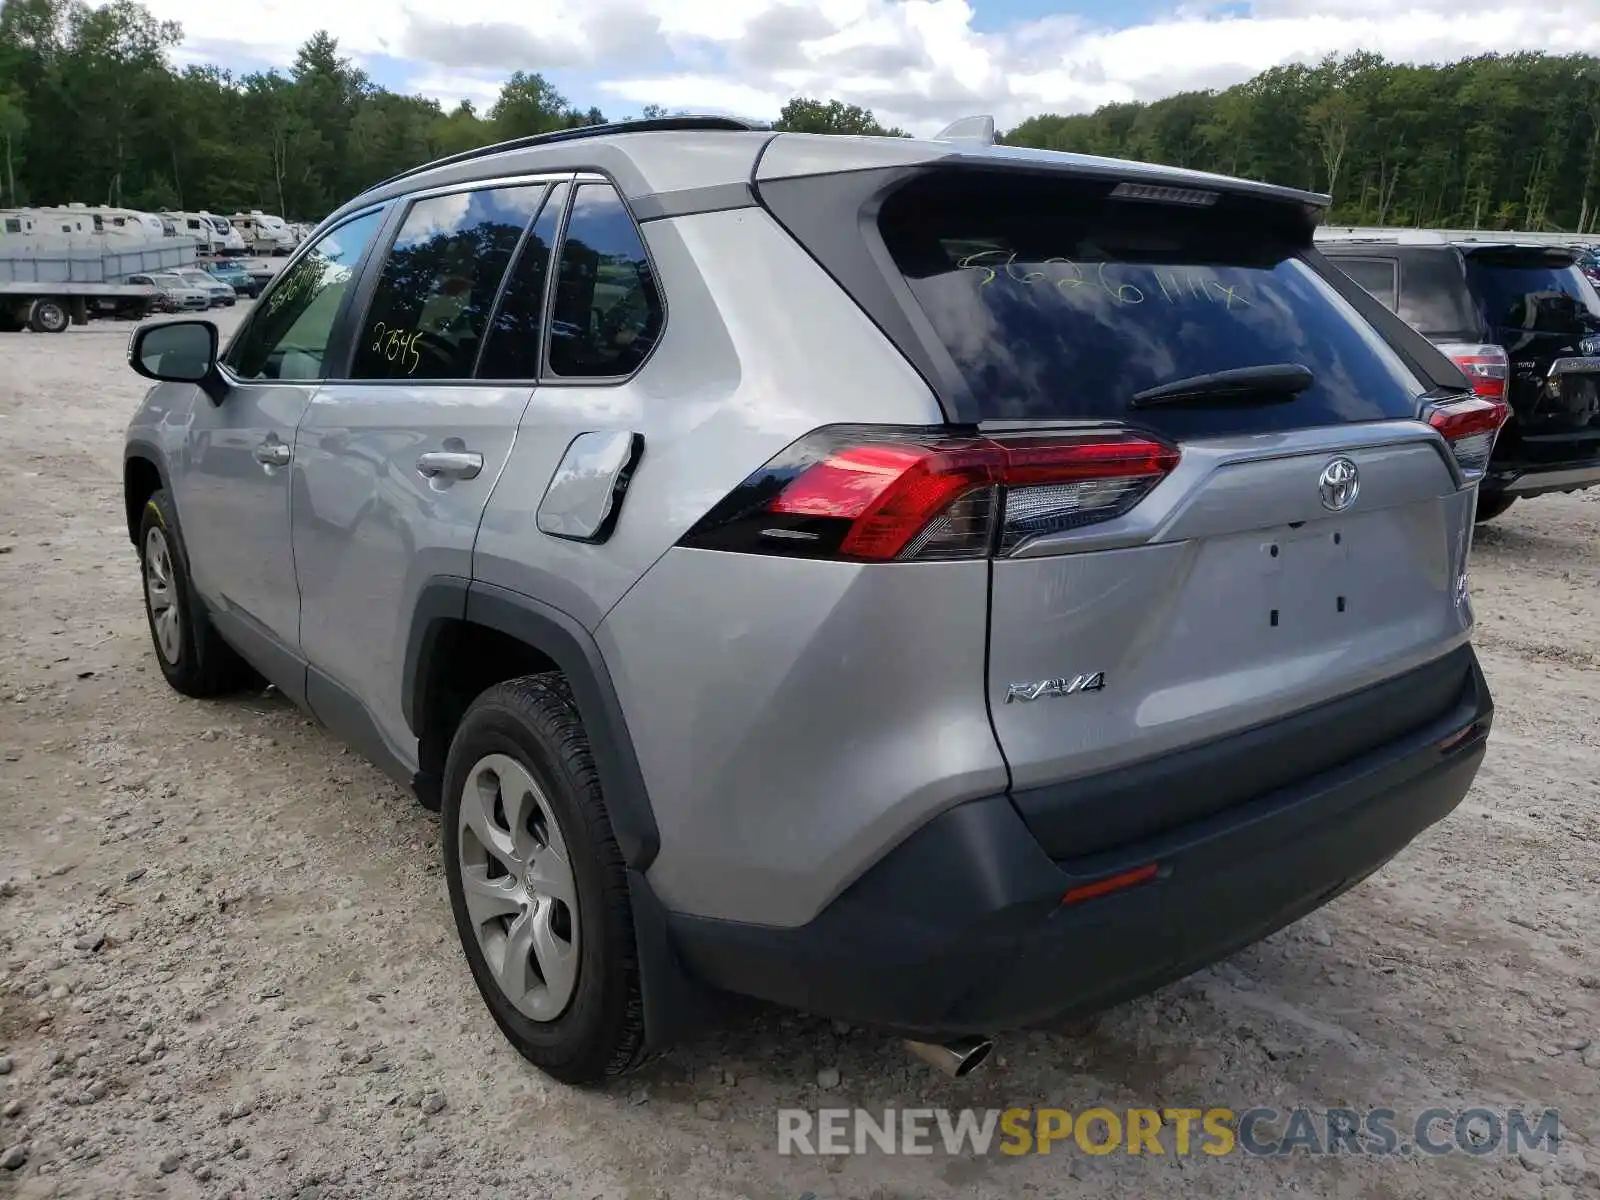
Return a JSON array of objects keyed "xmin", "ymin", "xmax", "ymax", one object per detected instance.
[{"xmin": 903, "ymin": 1035, "xmax": 996, "ymax": 1078}]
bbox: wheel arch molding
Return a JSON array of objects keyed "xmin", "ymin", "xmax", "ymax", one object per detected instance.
[{"xmin": 403, "ymin": 577, "xmax": 662, "ymax": 872}]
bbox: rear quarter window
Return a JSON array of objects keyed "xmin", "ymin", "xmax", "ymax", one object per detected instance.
[
  {"xmin": 880, "ymin": 172, "xmax": 1426, "ymax": 440},
  {"xmin": 1333, "ymin": 257, "xmax": 1399, "ymax": 311}
]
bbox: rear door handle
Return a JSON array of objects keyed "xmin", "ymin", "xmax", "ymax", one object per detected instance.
[
  {"xmin": 416, "ymin": 450, "xmax": 484, "ymax": 480},
  {"xmin": 253, "ymin": 437, "xmax": 291, "ymax": 467}
]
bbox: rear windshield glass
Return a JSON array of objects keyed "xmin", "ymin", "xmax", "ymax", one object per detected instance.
[
  {"xmin": 1465, "ymin": 252, "xmax": 1600, "ymax": 337},
  {"xmin": 880, "ymin": 172, "xmax": 1426, "ymax": 439}
]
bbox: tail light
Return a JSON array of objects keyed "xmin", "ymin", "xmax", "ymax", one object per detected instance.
[
  {"xmin": 678, "ymin": 426, "xmax": 1180, "ymax": 562},
  {"xmin": 1436, "ymin": 342, "xmax": 1509, "ymax": 402},
  {"xmin": 1426, "ymin": 394, "xmax": 1510, "ymax": 480}
]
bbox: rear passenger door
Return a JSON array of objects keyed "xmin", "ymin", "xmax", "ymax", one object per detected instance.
[
  {"xmin": 290, "ymin": 178, "xmax": 569, "ymax": 765},
  {"xmin": 471, "ymin": 177, "xmax": 669, "ymax": 626}
]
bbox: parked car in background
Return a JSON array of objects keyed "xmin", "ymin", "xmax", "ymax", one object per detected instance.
[
  {"xmin": 127, "ymin": 272, "xmax": 209, "ymax": 314},
  {"xmin": 203, "ymin": 260, "xmax": 261, "ymax": 298},
  {"xmin": 1576, "ymin": 247, "xmax": 1600, "ymax": 291},
  {"xmin": 1319, "ymin": 231, "xmax": 1600, "ymax": 521},
  {"xmin": 122, "ymin": 116, "xmax": 1496, "ymax": 1085},
  {"xmin": 173, "ymin": 266, "xmax": 236, "ymax": 308}
]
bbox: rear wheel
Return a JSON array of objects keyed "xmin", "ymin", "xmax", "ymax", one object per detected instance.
[
  {"xmin": 1475, "ymin": 491, "xmax": 1517, "ymax": 523},
  {"xmin": 27, "ymin": 298, "xmax": 69, "ymax": 334},
  {"xmin": 442, "ymin": 674, "xmax": 647, "ymax": 1085}
]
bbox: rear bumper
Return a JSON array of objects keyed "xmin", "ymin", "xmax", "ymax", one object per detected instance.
[
  {"xmin": 668, "ymin": 648, "xmax": 1492, "ymax": 1034},
  {"xmin": 1490, "ymin": 461, "xmax": 1600, "ymax": 497}
]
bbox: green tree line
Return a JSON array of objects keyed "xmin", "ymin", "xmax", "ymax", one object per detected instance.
[
  {"xmin": 1006, "ymin": 51, "xmax": 1600, "ymax": 233},
  {"xmin": 2, "ymin": 0, "xmax": 1596, "ymax": 232}
]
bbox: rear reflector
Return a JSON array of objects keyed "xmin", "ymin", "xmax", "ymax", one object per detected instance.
[
  {"xmin": 679, "ymin": 426, "xmax": 1180, "ymax": 562},
  {"xmin": 1436, "ymin": 342, "xmax": 1509, "ymax": 403},
  {"xmin": 1426, "ymin": 393, "xmax": 1510, "ymax": 481},
  {"xmin": 1437, "ymin": 722, "xmax": 1485, "ymax": 753},
  {"xmin": 1061, "ymin": 862, "xmax": 1160, "ymax": 906}
]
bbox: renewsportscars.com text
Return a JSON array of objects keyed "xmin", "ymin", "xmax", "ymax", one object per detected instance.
[{"xmin": 777, "ymin": 1106, "xmax": 1562, "ymax": 1158}]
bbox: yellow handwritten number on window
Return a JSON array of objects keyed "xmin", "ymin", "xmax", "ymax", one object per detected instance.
[{"xmin": 369, "ymin": 322, "xmax": 424, "ymax": 375}]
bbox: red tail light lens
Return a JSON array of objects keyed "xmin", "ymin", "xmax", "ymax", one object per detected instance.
[
  {"xmin": 1436, "ymin": 342, "xmax": 1509, "ymax": 402},
  {"xmin": 680, "ymin": 426, "xmax": 1180, "ymax": 562},
  {"xmin": 1426, "ymin": 393, "xmax": 1510, "ymax": 481}
]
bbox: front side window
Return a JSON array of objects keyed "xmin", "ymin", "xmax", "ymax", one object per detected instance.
[
  {"xmin": 224, "ymin": 209, "xmax": 383, "ymax": 382},
  {"xmin": 547, "ymin": 183, "xmax": 663, "ymax": 378},
  {"xmin": 3, "ymin": 219, "xmax": 18, "ymax": 234},
  {"xmin": 351, "ymin": 184, "xmax": 546, "ymax": 381}
]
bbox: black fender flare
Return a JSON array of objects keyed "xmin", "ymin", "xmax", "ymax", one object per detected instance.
[
  {"xmin": 402, "ymin": 578, "xmax": 661, "ymax": 871},
  {"xmin": 123, "ymin": 440, "xmax": 175, "ymax": 545},
  {"xmin": 402, "ymin": 578, "xmax": 712, "ymax": 1049}
]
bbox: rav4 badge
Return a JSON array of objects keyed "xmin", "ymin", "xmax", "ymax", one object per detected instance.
[{"xmin": 1005, "ymin": 673, "xmax": 1106, "ymax": 703}]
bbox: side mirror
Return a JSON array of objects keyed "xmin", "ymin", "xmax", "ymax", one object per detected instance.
[{"xmin": 128, "ymin": 319, "xmax": 220, "ymax": 395}]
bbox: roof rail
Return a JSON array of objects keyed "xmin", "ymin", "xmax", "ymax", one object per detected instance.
[{"xmin": 370, "ymin": 115, "xmax": 768, "ymax": 191}]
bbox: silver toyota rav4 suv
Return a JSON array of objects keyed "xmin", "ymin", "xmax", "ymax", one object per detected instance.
[{"xmin": 123, "ymin": 116, "xmax": 1500, "ymax": 1084}]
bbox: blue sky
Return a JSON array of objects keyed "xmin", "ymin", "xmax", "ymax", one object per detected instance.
[{"xmin": 152, "ymin": 0, "xmax": 1600, "ymax": 135}]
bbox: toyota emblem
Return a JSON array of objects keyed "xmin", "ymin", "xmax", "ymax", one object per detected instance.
[{"xmin": 1318, "ymin": 457, "xmax": 1360, "ymax": 512}]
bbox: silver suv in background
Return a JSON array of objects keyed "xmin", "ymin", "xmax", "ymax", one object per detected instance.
[
  {"xmin": 128, "ymin": 272, "xmax": 210, "ymax": 314},
  {"xmin": 122, "ymin": 117, "xmax": 1497, "ymax": 1084},
  {"xmin": 172, "ymin": 266, "xmax": 237, "ymax": 308}
]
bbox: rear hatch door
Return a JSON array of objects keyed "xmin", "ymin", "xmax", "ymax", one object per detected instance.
[
  {"xmin": 1465, "ymin": 246, "xmax": 1600, "ymax": 465},
  {"xmin": 879, "ymin": 170, "xmax": 1478, "ymax": 858}
]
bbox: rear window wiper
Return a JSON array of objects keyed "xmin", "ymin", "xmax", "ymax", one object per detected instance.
[{"xmin": 1129, "ymin": 363, "xmax": 1314, "ymax": 408}]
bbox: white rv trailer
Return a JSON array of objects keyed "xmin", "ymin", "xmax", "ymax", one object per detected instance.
[
  {"xmin": 29, "ymin": 203, "xmax": 171, "ymax": 242},
  {"xmin": 164, "ymin": 211, "xmax": 248, "ymax": 255},
  {"xmin": 229, "ymin": 209, "xmax": 297, "ymax": 255},
  {"xmin": 0, "ymin": 204, "xmax": 196, "ymax": 332}
]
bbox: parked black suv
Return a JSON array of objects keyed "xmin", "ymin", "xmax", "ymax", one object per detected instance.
[{"xmin": 1319, "ymin": 234, "xmax": 1600, "ymax": 521}]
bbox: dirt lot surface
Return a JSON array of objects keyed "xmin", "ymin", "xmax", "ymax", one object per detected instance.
[{"xmin": 1, "ymin": 311, "xmax": 1598, "ymax": 1200}]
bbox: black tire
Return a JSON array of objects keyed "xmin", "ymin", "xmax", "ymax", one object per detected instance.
[
  {"xmin": 442, "ymin": 674, "xmax": 647, "ymax": 1085},
  {"xmin": 27, "ymin": 298, "xmax": 69, "ymax": 334},
  {"xmin": 1475, "ymin": 490, "xmax": 1517, "ymax": 523},
  {"xmin": 137, "ymin": 489, "xmax": 255, "ymax": 697}
]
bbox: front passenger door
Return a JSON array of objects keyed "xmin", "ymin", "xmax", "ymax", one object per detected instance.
[{"xmin": 174, "ymin": 209, "xmax": 385, "ymax": 694}]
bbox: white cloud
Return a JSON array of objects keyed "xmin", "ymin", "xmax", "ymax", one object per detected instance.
[
  {"xmin": 121, "ymin": 0, "xmax": 1600, "ymax": 135},
  {"xmin": 406, "ymin": 73, "xmax": 504, "ymax": 110}
]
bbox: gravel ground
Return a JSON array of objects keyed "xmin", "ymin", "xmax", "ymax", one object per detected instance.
[{"xmin": 1, "ymin": 310, "xmax": 1598, "ymax": 1200}]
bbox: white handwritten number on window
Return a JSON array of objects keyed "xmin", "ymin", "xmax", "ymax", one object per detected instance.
[{"xmin": 955, "ymin": 251, "xmax": 1251, "ymax": 309}]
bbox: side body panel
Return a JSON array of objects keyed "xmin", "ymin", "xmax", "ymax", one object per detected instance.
[
  {"xmin": 292, "ymin": 382, "xmax": 534, "ymax": 764},
  {"xmin": 598, "ymin": 550, "xmax": 1009, "ymax": 928}
]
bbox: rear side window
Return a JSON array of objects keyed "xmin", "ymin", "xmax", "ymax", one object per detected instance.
[
  {"xmin": 547, "ymin": 183, "xmax": 662, "ymax": 378},
  {"xmin": 351, "ymin": 184, "xmax": 547, "ymax": 381},
  {"xmin": 475, "ymin": 183, "xmax": 568, "ymax": 380},
  {"xmin": 1389, "ymin": 249, "xmax": 1479, "ymax": 340},
  {"xmin": 1465, "ymin": 251, "xmax": 1600, "ymax": 336},
  {"xmin": 1335, "ymin": 257, "xmax": 1398, "ymax": 310},
  {"xmin": 880, "ymin": 172, "xmax": 1425, "ymax": 440}
]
